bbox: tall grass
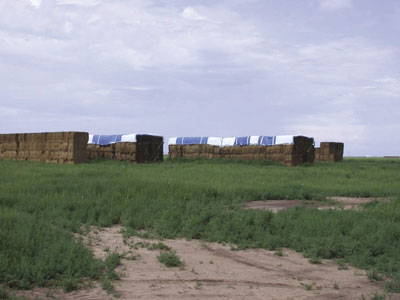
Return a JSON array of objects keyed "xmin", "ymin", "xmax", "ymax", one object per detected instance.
[{"xmin": 1, "ymin": 158, "xmax": 400, "ymax": 292}]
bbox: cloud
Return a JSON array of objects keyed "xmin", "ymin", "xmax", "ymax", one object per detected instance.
[
  {"xmin": 182, "ymin": 7, "xmax": 206, "ymax": 21},
  {"xmin": 291, "ymin": 38, "xmax": 394, "ymax": 86},
  {"xmin": 318, "ymin": 0, "xmax": 352, "ymax": 11},
  {"xmin": 29, "ymin": 0, "xmax": 41, "ymax": 8},
  {"xmin": 56, "ymin": 0, "xmax": 101, "ymax": 7},
  {"xmin": 368, "ymin": 76, "xmax": 400, "ymax": 97},
  {"xmin": 0, "ymin": 0, "xmax": 399, "ymax": 155}
]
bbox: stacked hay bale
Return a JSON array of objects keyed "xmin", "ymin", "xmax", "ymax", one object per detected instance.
[
  {"xmin": 315, "ymin": 142, "xmax": 344, "ymax": 162},
  {"xmin": 87, "ymin": 144, "xmax": 115, "ymax": 160},
  {"xmin": 0, "ymin": 132, "xmax": 88, "ymax": 164},
  {"xmin": 0, "ymin": 133, "xmax": 18, "ymax": 160},
  {"xmin": 168, "ymin": 136, "xmax": 315, "ymax": 166},
  {"xmin": 87, "ymin": 134, "xmax": 163, "ymax": 163},
  {"xmin": 168, "ymin": 145, "xmax": 182, "ymax": 159},
  {"xmin": 292, "ymin": 136, "xmax": 315, "ymax": 166},
  {"xmin": 135, "ymin": 135, "xmax": 163, "ymax": 163}
]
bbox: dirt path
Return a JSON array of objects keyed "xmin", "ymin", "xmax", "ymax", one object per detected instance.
[
  {"xmin": 16, "ymin": 225, "xmax": 397, "ymax": 300},
  {"xmin": 245, "ymin": 197, "xmax": 389, "ymax": 212}
]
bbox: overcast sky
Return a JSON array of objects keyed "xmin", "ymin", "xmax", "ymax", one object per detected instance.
[{"xmin": 1, "ymin": 0, "xmax": 399, "ymax": 156}]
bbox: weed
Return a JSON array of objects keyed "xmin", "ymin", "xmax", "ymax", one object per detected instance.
[
  {"xmin": 61, "ymin": 278, "xmax": 78, "ymax": 292},
  {"xmin": 308, "ymin": 257, "xmax": 322, "ymax": 264},
  {"xmin": 124, "ymin": 254, "xmax": 139, "ymax": 261},
  {"xmin": 385, "ymin": 280, "xmax": 400, "ymax": 293},
  {"xmin": 367, "ymin": 270, "xmax": 383, "ymax": 282},
  {"xmin": 147, "ymin": 242, "xmax": 170, "ymax": 251},
  {"xmin": 157, "ymin": 251, "xmax": 183, "ymax": 267},
  {"xmin": 132, "ymin": 241, "xmax": 150, "ymax": 249},
  {"xmin": 372, "ymin": 292, "xmax": 386, "ymax": 300},
  {"xmin": 101, "ymin": 278, "xmax": 114, "ymax": 294},
  {"xmin": 337, "ymin": 259, "xmax": 348, "ymax": 270},
  {"xmin": 274, "ymin": 249, "xmax": 284, "ymax": 257},
  {"xmin": 0, "ymin": 285, "xmax": 8, "ymax": 299},
  {"xmin": 194, "ymin": 282, "xmax": 202, "ymax": 290},
  {"xmin": 301, "ymin": 282, "xmax": 315, "ymax": 291},
  {"xmin": 333, "ymin": 282, "xmax": 340, "ymax": 289},
  {"xmin": 1, "ymin": 159, "xmax": 400, "ymax": 292}
]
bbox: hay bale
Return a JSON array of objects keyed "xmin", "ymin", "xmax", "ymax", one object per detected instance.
[
  {"xmin": 134, "ymin": 135, "xmax": 163, "ymax": 163},
  {"xmin": 220, "ymin": 147, "xmax": 230, "ymax": 159},
  {"xmin": 253, "ymin": 146, "xmax": 265, "ymax": 160},
  {"xmin": 318, "ymin": 142, "xmax": 344, "ymax": 162},
  {"xmin": 211, "ymin": 146, "xmax": 221, "ymax": 159},
  {"xmin": 69, "ymin": 132, "xmax": 88, "ymax": 164}
]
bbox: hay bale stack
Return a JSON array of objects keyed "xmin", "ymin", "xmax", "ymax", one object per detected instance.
[
  {"xmin": 168, "ymin": 145, "xmax": 182, "ymax": 159},
  {"xmin": 181, "ymin": 145, "xmax": 200, "ymax": 159},
  {"xmin": 230, "ymin": 146, "xmax": 243, "ymax": 160},
  {"xmin": 88, "ymin": 144, "xmax": 115, "ymax": 160},
  {"xmin": 67, "ymin": 132, "xmax": 88, "ymax": 164},
  {"xmin": 114, "ymin": 142, "xmax": 137, "ymax": 162},
  {"xmin": 0, "ymin": 132, "xmax": 88, "ymax": 164},
  {"xmin": 316, "ymin": 142, "xmax": 344, "ymax": 162},
  {"xmin": 291, "ymin": 136, "xmax": 315, "ymax": 166},
  {"xmin": 0, "ymin": 134, "xmax": 18, "ymax": 160},
  {"xmin": 88, "ymin": 134, "xmax": 162, "ymax": 164},
  {"xmin": 254, "ymin": 146, "xmax": 266, "ymax": 161},
  {"xmin": 135, "ymin": 135, "xmax": 163, "ymax": 163},
  {"xmin": 167, "ymin": 135, "xmax": 315, "ymax": 166},
  {"xmin": 213, "ymin": 146, "xmax": 222, "ymax": 159},
  {"xmin": 314, "ymin": 147, "xmax": 320, "ymax": 161},
  {"xmin": 220, "ymin": 147, "xmax": 231, "ymax": 160}
]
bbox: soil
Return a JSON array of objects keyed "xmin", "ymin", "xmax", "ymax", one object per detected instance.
[
  {"xmin": 15, "ymin": 224, "xmax": 398, "ymax": 300},
  {"xmin": 245, "ymin": 197, "xmax": 389, "ymax": 212}
]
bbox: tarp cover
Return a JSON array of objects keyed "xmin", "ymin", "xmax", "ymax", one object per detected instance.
[
  {"xmin": 89, "ymin": 134, "xmax": 137, "ymax": 145},
  {"xmin": 169, "ymin": 136, "xmax": 295, "ymax": 147}
]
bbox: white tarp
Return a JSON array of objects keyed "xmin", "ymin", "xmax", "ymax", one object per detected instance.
[
  {"xmin": 168, "ymin": 137, "xmax": 177, "ymax": 145},
  {"xmin": 250, "ymin": 136, "xmax": 260, "ymax": 145},
  {"xmin": 121, "ymin": 134, "xmax": 137, "ymax": 142},
  {"xmin": 275, "ymin": 135, "xmax": 294, "ymax": 145},
  {"xmin": 221, "ymin": 137, "xmax": 236, "ymax": 147},
  {"xmin": 207, "ymin": 137, "xmax": 222, "ymax": 146}
]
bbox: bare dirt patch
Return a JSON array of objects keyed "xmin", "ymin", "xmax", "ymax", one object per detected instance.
[
  {"xmin": 245, "ymin": 197, "xmax": 390, "ymax": 212},
  {"xmin": 15, "ymin": 225, "xmax": 398, "ymax": 300}
]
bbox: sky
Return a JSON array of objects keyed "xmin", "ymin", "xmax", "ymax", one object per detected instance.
[{"xmin": 0, "ymin": 0, "xmax": 399, "ymax": 156}]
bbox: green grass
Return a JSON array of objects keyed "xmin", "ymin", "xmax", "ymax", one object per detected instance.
[{"xmin": 1, "ymin": 158, "xmax": 400, "ymax": 293}]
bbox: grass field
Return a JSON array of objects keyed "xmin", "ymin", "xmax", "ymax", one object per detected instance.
[{"xmin": 1, "ymin": 158, "xmax": 400, "ymax": 295}]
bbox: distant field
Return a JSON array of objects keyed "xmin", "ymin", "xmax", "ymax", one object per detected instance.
[{"xmin": 1, "ymin": 158, "xmax": 400, "ymax": 294}]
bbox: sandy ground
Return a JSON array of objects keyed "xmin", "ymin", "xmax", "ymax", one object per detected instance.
[
  {"xmin": 245, "ymin": 197, "xmax": 389, "ymax": 212},
  {"xmin": 16, "ymin": 224, "xmax": 398, "ymax": 300}
]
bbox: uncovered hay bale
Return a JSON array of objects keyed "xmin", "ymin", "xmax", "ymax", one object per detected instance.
[
  {"xmin": 229, "ymin": 146, "xmax": 243, "ymax": 160},
  {"xmin": 220, "ymin": 147, "xmax": 231, "ymax": 160},
  {"xmin": 168, "ymin": 145, "xmax": 182, "ymax": 159},
  {"xmin": 0, "ymin": 132, "xmax": 88, "ymax": 164},
  {"xmin": 135, "ymin": 135, "xmax": 163, "ymax": 163},
  {"xmin": 316, "ymin": 142, "xmax": 344, "ymax": 162},
  {"xmin": 290, "ymin": 136, "xmax": 315, "ymax": 166}
]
